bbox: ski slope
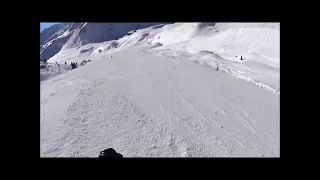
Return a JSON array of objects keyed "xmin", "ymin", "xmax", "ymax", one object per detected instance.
[{"xmin": 41, "ymin": 23, "xmax": 280, "ymax": 157}]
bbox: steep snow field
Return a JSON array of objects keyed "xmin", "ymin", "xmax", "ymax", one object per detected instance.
[
  {"xmin": 147, "ymin": 23, "xmax": 279, "ymax": 94},
  {"xmin": 40, "ymin": 23, "xmax": 66, "ymax": 45},
  {"xmin": 41, "ymin": 23, "xmax": 166, "ymax": 60},
  {"xmin": 47, "ymin": 23, "xmax": 279, "ymax": 94},
  {"xmin": 41, "ymin": 23, "xmax": 280, "ymax": 157}
]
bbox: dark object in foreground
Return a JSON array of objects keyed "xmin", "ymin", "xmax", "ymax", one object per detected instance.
[{"xmin": 99, "ymin": 148, "xmax": 123, "ymax": 158}]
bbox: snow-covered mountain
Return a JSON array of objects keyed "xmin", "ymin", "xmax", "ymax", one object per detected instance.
[
  {"xmin": 45, "ymin": 22, "xmax": 279, "ymax": 94},
  {"xmin": 40, "ymin": 23, "xmax": 168, "ymax": 61},
  {"xmin": 41, "ymin": 23, "xmax": 280, "ymax": 157},
  {"xmin": 40, "ymin": 23, "xmax": 66, "ymax": 46}
]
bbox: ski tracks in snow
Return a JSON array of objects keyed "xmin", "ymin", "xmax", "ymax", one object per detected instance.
[
  {"xmin": 165, "ymin": 82, "xmax": 263, "ymax": 157},
  {"xmin": 41, "ymin": 48, "xmax": 279, "ymax": 157}
]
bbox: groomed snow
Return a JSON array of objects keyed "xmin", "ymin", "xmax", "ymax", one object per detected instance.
[{"xmin": 41, "ymin": 23, "xmax": 280, "ymax": 157}]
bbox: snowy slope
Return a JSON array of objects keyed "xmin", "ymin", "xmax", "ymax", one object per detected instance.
[
  {"xmin": 40, "ymin": 23, "xmax": 66, "ymax": 45},
  {"xmin": 46, "ymin": 23, "xmax": 169, "ymax": 64},
  {"xmin": 48, "ymin": 23, "xmax": 279, "ymax": 94},
  {"xmin": 41, "ymin": 47, "xmax": 279, "ymax": 157},
  {"xmin": 147, "ymin": 23, "xmax": 280, "ymax": 94},
  {"xmin": 41, "ymin": 23, "xmax": 280, "ymax": 157},
  {"xmin": 40, "ymin": 23, "xmax": 81, "ymax": 60},
  {"xmin": 40, "ymin": 23, "xmax": 168, "ymax": 61}
]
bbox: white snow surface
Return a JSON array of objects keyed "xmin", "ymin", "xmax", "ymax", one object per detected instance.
[
  {"xmin": 41, "ymin": 23, "xmax": 166, "ymax": 60},
  {"xmin": 41, "ymin": 23, "xmax": 280, "ymax": 157}
]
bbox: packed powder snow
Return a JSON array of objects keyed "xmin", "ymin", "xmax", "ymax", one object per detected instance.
[{"xmin": 40, "ymin": 23, "xmax": 279, "ymax": 157}]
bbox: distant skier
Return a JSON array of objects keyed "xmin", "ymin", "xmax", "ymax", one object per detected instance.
[
  {"xmin": 65, "ymin": 62, "xmax": 67, "ymax": 65},
  {"xmin": 240, "ymin": 56, "xmax": 243, "ymax": 60}
]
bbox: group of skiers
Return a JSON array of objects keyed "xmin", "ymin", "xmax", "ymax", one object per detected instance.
[
  {"xmin": 41, "ymin": 60, "xmax": 81, "ymax": 71},
  {"xmin": 70, "ymin": 62, "xmax": 78, "ymax": 69},
  {"xmin": 55, "ymin": 61, "xmax": 78, "ymax": 70}
]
